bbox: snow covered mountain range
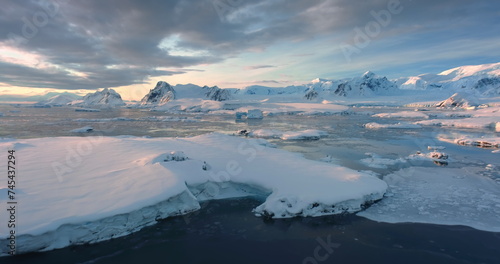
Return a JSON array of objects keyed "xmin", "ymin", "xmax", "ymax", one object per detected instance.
[
  {"xmin": 395, "ymin": 62, "xmax": 500, "ymax": 95},
  {"xmin": 33, "ymin": 62, "xmax": 500, "ymax": 107},
  {"xmin": 140, "ymin": 81, "xmax": 231, "ymax": 106},
  {"xmin": 35, "ymin": 93, "xmax": 80, "ymax": 107},
  {"xmin": 304, "ymin": 71, "xmax": 399, "ymax": 99},
  {"xmin": 70, "ymin": 88, "xmax": 125, "ymax": 107}
]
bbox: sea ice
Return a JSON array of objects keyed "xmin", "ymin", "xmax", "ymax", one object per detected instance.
[
  {"xmin": 360, "ymin": 153, "xmax": 405, "ymax": 169},
  {"xmin": 438, "ymin": 135, "xmax": 500, "ymax": 149},
  {"xmin": 416, "ymin": 106, "xmax": 500, "ymax": 130},
  {"xmin": 0, "ymin": 133, "xmax": 386, "ymax": 255},
  {"xmin": 358, "ymin": 166, "xmax": 500, "ymax": 232}
]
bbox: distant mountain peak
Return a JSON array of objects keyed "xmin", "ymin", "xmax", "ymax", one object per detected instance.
[
  {"xmin": 362, "ymin": 71, "xmax": 376, "ymax": 78},
  {"xmin": 140, "ymin": 81, "xmax": 176, "ymax": 105},
  {"xmin": 438, "ymin": 62, "xmax": 500, "ymax": 79},
  {"xmin": 202, "ymin": 85, "xmax": 232, "ymax": 101},
  {"xmin": 396, "ymin": 61, "xmax": 500, "ymax": 95},
  {"xmin": 36, "ymin": 93, "xmax": 80, "ymax": 106},
  {"xmin": 311, "ymin": 78, "xmax": 329, "ymax": 83},
  {"xmin": 71, "ymin": 88, "xmax": 125, "ymax": 107}
]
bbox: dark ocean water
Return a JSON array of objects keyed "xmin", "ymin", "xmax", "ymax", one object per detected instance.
[{"xmin": 4, "ymin": 198, "xmax": 500, "ymax": 264}]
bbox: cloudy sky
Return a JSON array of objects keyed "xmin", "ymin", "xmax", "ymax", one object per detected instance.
[{"xmin": 1, "ymin": 0, "xmax": 499, "ymax": 100}]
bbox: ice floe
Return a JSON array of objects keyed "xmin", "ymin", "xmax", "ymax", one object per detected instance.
[
  {"xmin": 438, "ymin": 136, "xmax": 500, "ymax": 149},
  {"xmin": 358, "ymin": 167, "xmax": 500, "ymax": 232},
  {"xmin": 360, "ymin": 153, "xmax": 406, "ymax": 169},
  {"xmin": 0, "ymin": 133, "xmax": 386, "ymax": 255}
]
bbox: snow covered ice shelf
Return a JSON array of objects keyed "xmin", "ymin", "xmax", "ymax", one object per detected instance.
[
  {"xmin": 358, "ymin": 166, "xmax": 500, "ymax": 232},
  {"xmin": 0, "ymin": 133, "xmax": 386, "ymax": 255}
]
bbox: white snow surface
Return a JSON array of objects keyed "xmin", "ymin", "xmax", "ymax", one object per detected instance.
[
  {"xmin": 358, "ymin": 166, "xmax": 500, "ymax": 232},
  {"xmin": 0, "ymin": 133, "xmax": 386, "ymax": 255}
]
